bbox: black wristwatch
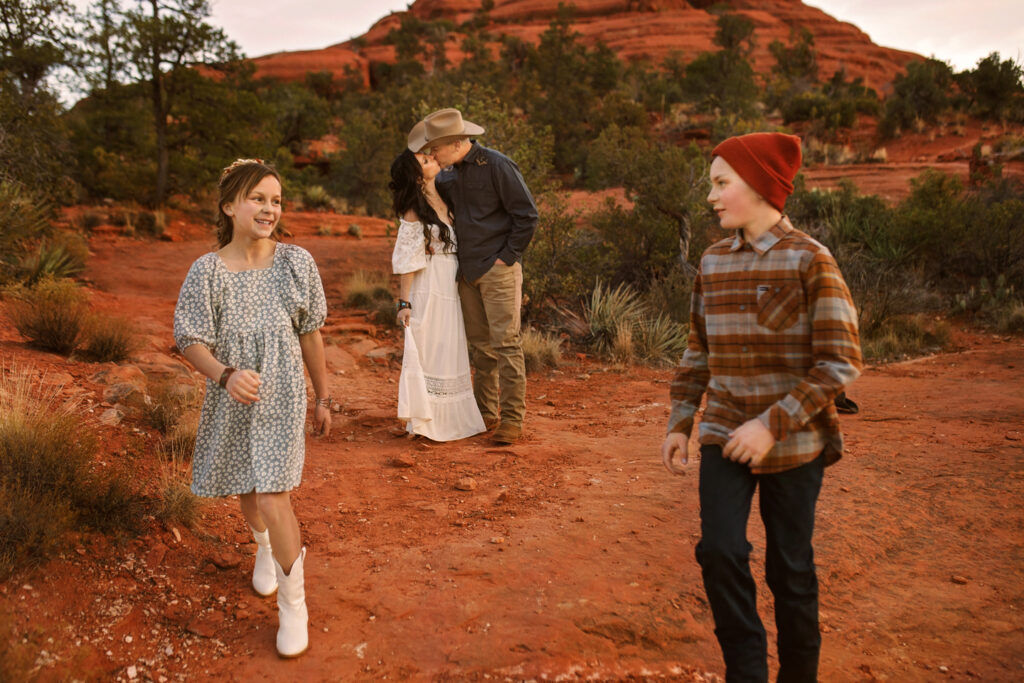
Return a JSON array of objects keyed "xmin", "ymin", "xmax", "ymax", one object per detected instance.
[{"xmin": 396, "ymin": 299, "xmax": 412, "ymax": 311}]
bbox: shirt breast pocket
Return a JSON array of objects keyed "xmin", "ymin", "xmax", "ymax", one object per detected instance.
[{"xmin": 757, "ymin": 283, "xmax": 802, "ymax": 331}]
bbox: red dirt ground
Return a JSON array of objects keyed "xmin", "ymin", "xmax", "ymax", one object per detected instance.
[{"xmin": 1, "ymin": 211, "xmax": 1022, "ymax": 682}]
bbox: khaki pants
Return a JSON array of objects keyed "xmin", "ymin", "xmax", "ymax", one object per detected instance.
[{"xmin": 459, "ymin": 261, "xmax": 526, "ymax": 425}]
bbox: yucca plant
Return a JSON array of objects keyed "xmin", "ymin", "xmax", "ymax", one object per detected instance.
[
  {"xmin": 635, "ymin": 314, "xmax": 689, "ymax": 366},
  {"xmin": 584, "ymin": 280, "xmax": 647, "ymax": 353},
  {"xmin": 0, "ymin": 180, "xmax": 51, "ymax": 283},
  {"xmin": 19, "ymin": 241, "xmax": 85, "ymax": 285}
]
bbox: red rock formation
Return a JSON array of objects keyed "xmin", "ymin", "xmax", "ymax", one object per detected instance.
[
  {"xmin": 249, "ymin": 46, "xmax": 369, "ymax": 88},
  {"xmin": 252, "ymin": 0, "xmax": 920, "ymax": 92}
]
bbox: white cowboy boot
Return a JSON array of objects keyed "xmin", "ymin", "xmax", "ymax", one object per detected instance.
[
  {"xmin": 273, "ymin": 547, "xmax": 308, "ymax": 658},
  {"xmin": 250, "ymin": 525, "xmax": 278, "ymax": 597}
]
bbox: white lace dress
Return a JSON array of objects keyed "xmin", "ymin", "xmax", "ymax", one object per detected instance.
[{"xmin": 392, "ymin": 218, "xmax": 485, "ymax": 441}]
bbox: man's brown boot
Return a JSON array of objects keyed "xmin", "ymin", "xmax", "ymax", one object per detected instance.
[{"xmin": 491, "ymin": 422, "xmax": 522, "ymax": 445}]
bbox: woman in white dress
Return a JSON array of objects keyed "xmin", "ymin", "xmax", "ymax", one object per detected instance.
[{"xmin": 387, "ymin": 124, "xmax": 486, "ymax": 441}]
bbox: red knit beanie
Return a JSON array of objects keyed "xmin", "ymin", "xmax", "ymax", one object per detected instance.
[{"xmin": 711, "ymin": 133, "xmax": 802, "ymax": 212}]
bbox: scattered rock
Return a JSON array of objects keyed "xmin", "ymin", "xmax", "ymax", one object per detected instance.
[
  {"xmin": 209, "ymin": 552, "xmax": 242, "ymax": 570},
  {"xmin": 346, "ymin": 339, "xmax": 378, "ymax": 357},
  {"xmin": 131, "ymin": 351, "xmax": 193, "ymax": 379},
  {"xmin": 186, "ymin": 611, "xmax": 224, "ymax": 638},
  {"xmin": 455, "ymin": 477, "xmax": 477, "ymax": 491},
  {"xmin": 366, "ymin": 346, "xmax": 399, "ymax": 360},
  {"xmin": 41, "ymin": 371, "xmax": 74, "ymax": 386},
  {"xmin": 389, "ymin": 454, "xmax": 416, "ymax": 468},
  {"xmin": 103, "ymin": 382, "xmax": 149, "ymax": 409},
  {"xmin": 490, "ymin": 536, "xmax": 505, "ymax": 544},
  {"xmin": 99, "ymin": 408, "xmax": 124, "ymax": 426},
  {"xmin": 126, "ymin": 665, "xmax": 138, "ymax": 679},
  {"xmin": 323, "ymin": 343, "xmax": 358, "ymax": 372},
  {"xmin": 90, "ymin": 364, "xmax": 147, "ymax": 388},
  {"xmin": 951, "ymin": 575, "xmax": 969, "ymax": 585},
  {"xmin": 162, "ymin": 603, "xmax": 190, "ymax": 625},
  {"xmin": 146, "ymin": 543, "xmax": 168, "ymax": 568}
]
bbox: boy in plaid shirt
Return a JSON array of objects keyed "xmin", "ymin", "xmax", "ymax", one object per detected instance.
[{"xmin": 661, "ymin": 133, "xmax": 862, "ymax": 682}]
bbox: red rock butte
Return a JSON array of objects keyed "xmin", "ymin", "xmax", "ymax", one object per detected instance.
[{"xmin": 250, "ymin": 0, "xmax": 920, "ymax": 93}]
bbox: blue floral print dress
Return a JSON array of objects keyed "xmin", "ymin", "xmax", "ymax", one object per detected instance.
[{"xmin": 173, "ymin": 242, "xmax": 327, "ymax": 497}]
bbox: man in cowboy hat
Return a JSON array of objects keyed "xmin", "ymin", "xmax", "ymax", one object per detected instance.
[{"xmin": 417, "ymin": 107, "xmax": 538, "ymax": 445}]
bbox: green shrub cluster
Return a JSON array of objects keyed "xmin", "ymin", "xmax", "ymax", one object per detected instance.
[{"xmin": 3, "ymin": 278, "xmax": 137, "ymax": 361}]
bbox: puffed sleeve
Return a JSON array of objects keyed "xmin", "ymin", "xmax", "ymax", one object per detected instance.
[
  {"xmin": 173, "ymin": 255, "xmax": 218, "ymax": 352},
  {"xmin": 283, "ymin": 245, "xmax": 327, "ymax": 335},
  {"xmin": 391, "ymin": 219, "xmax": 428, "ymax": 274}
]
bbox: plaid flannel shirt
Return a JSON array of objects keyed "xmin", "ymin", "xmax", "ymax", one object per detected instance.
[{"xmin": 667, "ymin": 217, "xmax": 862, "ymax": 474}]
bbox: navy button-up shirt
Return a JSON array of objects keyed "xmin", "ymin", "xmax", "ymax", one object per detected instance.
[{"xmin": 436, "ymin": 141, "xmax": 538, "ymax": 283}]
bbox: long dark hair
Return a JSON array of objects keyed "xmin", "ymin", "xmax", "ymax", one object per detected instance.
[
  {"xmin": 388, "ymin": 149, "xmax": 455, "ymax": 254},
  {"xmin": 216, "ymin": 159, "xmax": 284, "ymax": 248}
]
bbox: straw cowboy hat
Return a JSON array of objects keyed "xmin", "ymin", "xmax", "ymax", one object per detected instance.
[{"xmin": 417, "ymin": 108, "xmax": 485, "ymax": 151}]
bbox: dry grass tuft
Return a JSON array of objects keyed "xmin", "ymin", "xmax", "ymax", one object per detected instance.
[
  {"xmin": 156, "ymin": 434, "xmax": 203, "ymax": 528},
  {"xmin": 79, "ymin": 313, "xmax": 137, "ymax": 362},
  {"xmin": 521, "ymin": 327, "xmax": 562, "ymax": 373},
  {"xmin": 345, "ymin": 270, "xmax": 392, "ymax": 308},
  {"xmin": 0, "ymin": 365, "xmax": 142, "ymax": 578}
]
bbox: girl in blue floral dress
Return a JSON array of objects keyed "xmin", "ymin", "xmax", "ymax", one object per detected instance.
[{"xmin": 173, "ymin": 159, "xmax": 330, "ymax": 658}]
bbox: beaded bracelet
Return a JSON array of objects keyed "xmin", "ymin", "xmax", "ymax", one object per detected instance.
[{"xmin": 314, "ymin": 397, "xmax": 332, "ymax": 408}]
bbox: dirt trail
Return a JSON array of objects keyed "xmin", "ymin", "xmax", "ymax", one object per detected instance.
[{"xmin": 1, "ymin": 218, "xmax": 1022, "ymax": 682}]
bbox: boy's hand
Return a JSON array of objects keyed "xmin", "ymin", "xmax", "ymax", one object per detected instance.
[
  {"xmin": 724, "ymin": 419, "xmax": 776, "ymax": 467},
  {"xmin": 312, "ymin": 404, "xmax": 331, "ymax": 437},
  {"xmin": 661, "ymin": 432, "xmax": 690, "ymax": 475},
  {"xmin": 226, "ymin": 369, "xmax": 261, "ymax": 404}
]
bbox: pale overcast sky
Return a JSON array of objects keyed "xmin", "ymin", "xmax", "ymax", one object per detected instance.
[
  {"xmin": 202, "ymin": 0, "xmax": 1021, "ymax": 72},
  {"xmin": 68, "ymin": 1, "xmax": 1022, "ymax": 72}
]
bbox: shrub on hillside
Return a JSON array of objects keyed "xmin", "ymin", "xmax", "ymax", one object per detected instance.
[
  {"xmin": 956, "ymin": 276, "xmax": 1024, "ymax": 333},
  {"xmin": 0, "ymin": 368, "xmax": 142, "ymax": 578},
  {"xmin": 861, "ymin": 315, "xmax": 951, "ymax": 361},
  {"xmin": 303, "ymin": 185, "xmax": 334, "ymax": 211},
  {"xmin": 3, "ymin": 277, "xmax": 90, "ymax": 354},
  {"xmin": 955, "ymin": 52, "xmax": 1024, "ymax": 123},
  {"xmin": 880, "ymin": 58, "xmax": 955, "ymax": 137},
  {"xmin": 135, "ymin": 210, "xmax": 166, "ymax": 238}
]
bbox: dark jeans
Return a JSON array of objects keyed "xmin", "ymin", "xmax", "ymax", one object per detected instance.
[{"xmin": 695, "ymin": 445, "xmax": 825, "ymax": 683}]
